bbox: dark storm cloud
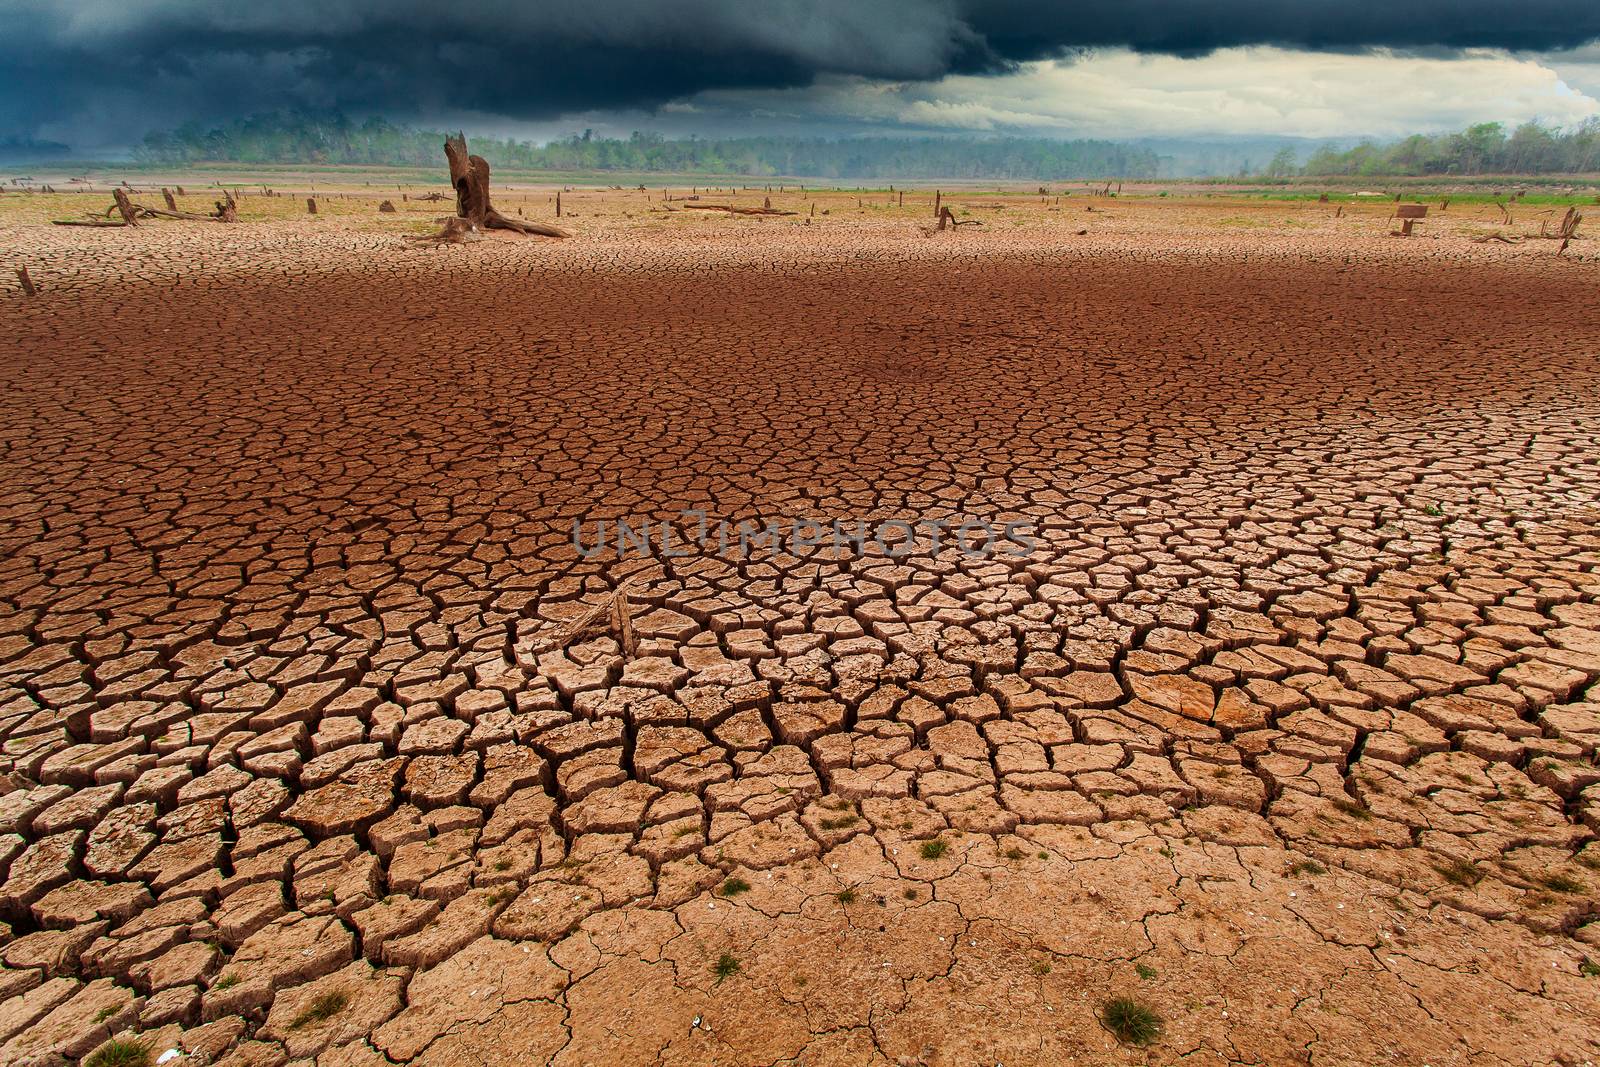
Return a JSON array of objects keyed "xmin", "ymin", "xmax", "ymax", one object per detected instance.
[{"xmin": 4, "ymin": 0, "xmax": 1599, "ymax": 143}]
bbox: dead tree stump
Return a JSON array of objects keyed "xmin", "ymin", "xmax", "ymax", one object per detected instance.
[
  {"xmin": 378, "ymin": 200, "xmax": 396, "ymax": 213},
  {"xmin": 16, "ymin": 266, "xmax": 37, "ymax": 297},
  {"xmin": 163, "ymin": 188, "xmax": 178, "ymax": 212},
  {"xmin": 444, "ymin": 132, "xmax": 568, "ymax": 238},
  {"xmin": 112, "ymin": 188, "xmax": 139, "ymax": 226},
  {"xmin": 306, "ymin": 197, "xmax": 317, "ymax": 214}
]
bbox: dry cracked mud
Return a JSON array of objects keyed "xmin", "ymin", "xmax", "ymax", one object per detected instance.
[{"xmin": 1, "ymin": 189, "xmax": 1599, "ymax": 1066}]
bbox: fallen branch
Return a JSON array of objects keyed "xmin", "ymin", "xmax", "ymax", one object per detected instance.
[
  {"xmin": 527, "ymin": 579, "xmax": 641, "ymax": 659},
  {"xmin": 682, "ymin": 203, "xmax": 798, "ymax": 216},
  {"xmin": 1470, "ymin": 233, "xmax": 1523, "ymax": 244}
]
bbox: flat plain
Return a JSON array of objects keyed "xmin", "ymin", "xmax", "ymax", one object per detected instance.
[{"xmin": 2, "ymin": 180, "xmax": 1599, "ymax": 1066}]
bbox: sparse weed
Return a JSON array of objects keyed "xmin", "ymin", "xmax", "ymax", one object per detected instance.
[
  {"xmin": 836, "ymin": 888, "xmax": 857, "ymax": 904},
  {"xmin": 1540, "ymin": 873, "xmax": 1585, "ymax": 894},
  {"xmin": 1331, "ymin": 797, "xmax": 1372, "ymax": 821},
  {"xmin": 1433, "ymin": 858, "xmax": 1482, "ymax": 887},
  {"xmin": 720, "ymin": 877, "xmax": 751, "ymax": 897},
  {"xmin": 712, "ymin": 952, "xmax": 741, "ymax": 984},
  {"xmin": 919, "ymin": 838, "xmax": 948, "ymax": 860},
  {"xmin": 85, "ymin": 1039, "xmax": 151, "ymax": 1067},
  {"xmin": 291, "ymin": 990, "xmax": 349, "ymax": 1030},
  {"xmin": 1135, "ymin": 963, "xmax": 1158, "ymax": 980},
  {"xmin": 1102, "ymin": 997, "xmax": 1163, "ymax": 1045}
]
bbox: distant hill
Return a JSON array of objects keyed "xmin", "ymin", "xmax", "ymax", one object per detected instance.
[{"xmin": 0, "ymin": 135, "xmax": 71, "ymax": 162}]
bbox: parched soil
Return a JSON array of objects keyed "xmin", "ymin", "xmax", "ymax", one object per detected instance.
[{"xmin": 1, "ymin": 194, "xmax": 1599, "ymax": 1066}]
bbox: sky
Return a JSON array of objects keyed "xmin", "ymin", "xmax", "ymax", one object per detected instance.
[{"xmin": 4, "ymin": 0, "xmax": 1600, "ymax": 149}]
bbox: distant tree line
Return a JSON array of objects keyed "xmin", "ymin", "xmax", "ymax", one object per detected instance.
[
  {"xmin": 133, "ymin": 112, "xmax": 1159, "ymax": 179},
  {"xmin": 1276, "ymin": 120, "xmax": 1600, "ymax": 177}
]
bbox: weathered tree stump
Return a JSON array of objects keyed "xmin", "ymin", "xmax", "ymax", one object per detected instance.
[
  {"xmin": 15, "ymin": 266, "xmax": 37, "ymax": 296},
  {"xmin": 306, "ymin": 197, "xmax": 317, "ymax": 214},
  {"xmin": 112, "ymin": 188, "xmax": 139, "ymax": 226},
  {"xmin": 163, "ymin": 188, "xmax": 178, "ymax": 212},
  {"xmin": 444, "ymin": 132, "xmax": 568, "ymax": 238},
  {"xmin": 378, "ymin": 200, "xmax": 396, "ymax": 213}
]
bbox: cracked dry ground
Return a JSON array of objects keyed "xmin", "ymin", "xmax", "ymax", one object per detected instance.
[{"xmin": 2, "ymin": 216, "xmax": 1600, "ymax": 1067}]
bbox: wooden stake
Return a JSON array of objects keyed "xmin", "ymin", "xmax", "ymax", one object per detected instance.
[{"xmin": 16, "ymin": 266, "xmax": 36, "ymax": 296}]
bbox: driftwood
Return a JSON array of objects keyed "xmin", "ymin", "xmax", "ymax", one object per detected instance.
[
  {"xmin": 378, "ymin": 200, "xmax": 396, "ymax": 213},
  {"xmin": 444, "ymin": 132, "xmax": 569, "ymax": 238},
  {"xmin": 527, "ymin": 579, "xmax": 641, "ymax": 659},
  {"xmin": 936, "ymin": 206, "xmax": 982, "ymax": 231},
  {"xmin": 62, "ymin": 189, "xmax": 236, "ymax": 226},
  {"xmin": 682, "ymin": 203, "xmax": 798, "ymax": 216},
  {"xmin": 1540, "ymin": 207, "xmax": 1582, "ymax": 240},
  {"xmin": 405, "ymin": 217, "xmax": 478, "ymax": 246},
  {"xmin": 416, "ymin": 191, "xmax": 448, "ymax": 202},
  {"xmin": 1470, "ymin": 233, "xmax": 1522, "ymax": 244}
]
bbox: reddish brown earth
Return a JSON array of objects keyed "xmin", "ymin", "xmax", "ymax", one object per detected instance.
[{"xmin": 2, "ymin": 197, "xmax": 1600, "ymax": 1066}]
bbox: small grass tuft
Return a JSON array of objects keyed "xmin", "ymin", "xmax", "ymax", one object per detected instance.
[
  {"xmin": 291, "ymin": 990, "xmax": 349, "ymax": 1030},
  {"xmin": 1290, "ymin": 859, "xmax": 1327, "ymax": 877},
  {"xmin": 711, "ymin": 952, "xmax": 741, "ymax": 984},
  {"xmin": 93, "ymin": 1004, "xmax": 122, "ymax": 1024},
  {"xmin": 1331, "ymin": 797, "xmax": 1372, "ymax": 821},
  {"xmin": 213, "ymin": 974, "xmax": 240, "ymax": 991},
  {"xmin": 1102, "ymin": 997, "xmax": 1163, "ymax": 1045},
  {"xmin": 1433, "ymin": 858, "xmax": 1482, "ymax": 887},
  {"xmin": 1580, "ymin": 961, "xmax": 1599, "ymax": 978},
  {"xmin": 1031, "ymin": 960, "xmax": 1052, "ymax": 976},
  {"xmin": 85, "ymin": 1039, "xmax": 151, "ymax": 1067},
  {"xmin": 720, "ymin": 877, "xmax": 751, "ymax": 897},
  {"xmin": 919, "ymin": 838, "xmax": 948, "ymax": 860},
  {"xmin": 1540, "ymin": 873, "xmax": 1586, "ymax": 895},
  {"xmin": 1135, "ymin": 963, "xmax": 1158, "ymax": 980},
  {"xmin": 836, "ymin": 887, "xmax": 857, "ymax": 904}
]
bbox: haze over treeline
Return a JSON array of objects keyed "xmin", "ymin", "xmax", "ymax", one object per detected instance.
[{"xmin": 128, "ymin": 113, "xmax": 1600, "ymax": 179}]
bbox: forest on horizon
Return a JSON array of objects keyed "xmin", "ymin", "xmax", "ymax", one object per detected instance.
[{"xmin": 114, "ymin": 113, "xmax": 1600, "ymax": 179}]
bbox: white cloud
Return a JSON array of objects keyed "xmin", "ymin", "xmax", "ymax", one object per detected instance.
[{"xmin": 687, "ymin": 46, "xmax": 1600, "ymax": 139}]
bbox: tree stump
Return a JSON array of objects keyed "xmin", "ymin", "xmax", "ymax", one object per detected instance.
[
  {"xmin": 111, "ymin": 188, "xmax": 139, "ymax": 226},
  {"xmin": 444, "ymin": 132, "xmax": 568, "ymax": 238},
  {"xmin": 163, "ymin": 188, "xmax": 178, "ymax": 212},
  {"xmin": 306, "ymin": 197, "xmax": 317, "ymax": 214},
  {"xmin": 378, "ymin": 200, "xmax": 396, "ymax": 213}
]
